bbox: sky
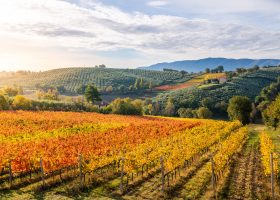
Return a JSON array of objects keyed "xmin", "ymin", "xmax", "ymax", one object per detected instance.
[{"xmin": 0, "ymin": 0, "xmax": 280, "ymax": 71}]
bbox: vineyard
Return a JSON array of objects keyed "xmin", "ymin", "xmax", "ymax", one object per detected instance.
[
  {"xmin": 154, "ymin": 73, "xmax": 205, "ymax": 91},
  {"xmin": 0, "ymin": 68, "xmax": 192, "ymax": 93},
  {"xmin": 156, "ymin": 67, "xmax": 280, "ymax": 108},
  {"xmin": 0, "ymin": 111, "xmax": 266, "ymax": 199},
  {"xmin": 154, "ymin": 73, "xmax": 226, "ymax": 91}
]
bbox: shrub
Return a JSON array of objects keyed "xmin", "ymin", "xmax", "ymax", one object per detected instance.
[
  {"xmin": 12, "ymin": 95, "xmax": 32, "ymax": 110},
  {"xmin": 178, "ymin": 108, "xmax": 193, "ymax": 118},
  {"xmin": 196, "ymin": 107, "xmax": 212, "ymax": 119},
  {"xmin": 109, "ymin": 98, "xmax": 143, "ymax": 115},
  {"xmin": 0, "ymin": 95, "xmax": 9, "ymax": 110}
]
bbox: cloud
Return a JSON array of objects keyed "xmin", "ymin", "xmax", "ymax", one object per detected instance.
[
  {"xmin": 146, "ymin": 1, "xmax": 169, "ymax": 7},
  {"xmin": 0, "ymin": 0, "xmax": 280, "ymax": 70}
]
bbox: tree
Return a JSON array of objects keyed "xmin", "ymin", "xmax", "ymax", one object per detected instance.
[
  {"xmin": 129, "ymin": 85, "xmax": 134, "ymax": 91},
  {"xmin": 196, "ymin": 107, "xmax": 212, "ymax": 119},
  {"xmin": 118, "ymin": 85, "xmax": 126, "ymax": 93},
  {"xmin": 262, "ymin": 95, "xmax": 280, "ymax": 129},
  {"xmin": 217, "ymin": 65, "xmax": 224, "ymax": 73},
  {"xmin": 84, "ymin": 84, "xmax": 101, "ymax": 104},
  {"xmin": 99, "ymin": 64, "xmax": 106, "ymax": 68},
  {"xmin": 56, "ymin": 85, "xmax": 66, "ymax": 93},
  {"xmin": 227, "ymin": 96, "xmax": 252, "ymax": 125},
  {"xmin": 12, "ymin": 95, "xmax": 31, "ymax": 110},
  {"xmin": 139, "ymin": 78, "xmax": 144, "ymax": 89},
  {"xmin": 2, "ymin": 86, "xmax": 19, "ymax": 97},
  {"xmin": 109, "ymin": 98, "xmax": 143, "ymax": 115},
  {"xmin": 164, "ymin": 98, "xmax": 176, "ymax": 116},
  {"xmin": 149, "ymin": 81, "xmax": 153, "ymax": 91},
  {"xmin": 151, "ymin": 102, "xmax": 161, "ymax": 115},
  {"xmin": 214, "ymin": 101, "xmax": 228, "ymax": 114},
  {"xmin": 178, "ymin": 108, "xmax": 193, "ymax": 118},
  {"xmin": 134, "ymin": 79, "xmax": 140, "ymax": 90},
  {"xmin": 205, "ymin": 68, "xmax": 210, "ymax": 73},
  {"xmin": 142, "ymin": 103, "xmax": 153, "ymax": 115},
  {"xmin": 200, "ymin": 97, "xmax": 214, "ymax": 110},
  {"xmin": 36, "ymin": 89, "xmax": 60, "ymax": 101},
  {"xmin": 105, "ymin": 85, "xmax": 113, "ymax": 93},
  {"xmin": 0, "ymin": 95, "xmax": 8, "ymax": 110},
  {"xmin": 76, "ymin": 84, "xmax": 86, "ymax": 95}
]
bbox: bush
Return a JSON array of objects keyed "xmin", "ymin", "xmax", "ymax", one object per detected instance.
[
  {"xmin": 227, "ymin": 96, "xmax": 252, "ymax": 125},
  {"xmin": 196, "ymin": 107, "xmax": 212, "ymax": 119},
  {"xmin": 178, "ymin": 108, "xmax": 193, "ymax": 118},
  {"xmin": 0, "ymin": 95, "xmax": 9, "ymax": 110},
  {"xmin": 109, "ymin": 98, "xmax": 143, "ymax": 115},
  {"xmin": 12, "ymin": 95, "xmax": 32, "ymax": 110},
  {"xmin": 164, "ymin": 98, "xmax": 176, "ymax": 116}
]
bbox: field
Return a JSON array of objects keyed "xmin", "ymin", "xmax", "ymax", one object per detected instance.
[
  {"xmin": 1, "ymin": 111, "xmax": 275, "ymax": 199},
  {"xmin": 0, "ymin": 68, "xmax": 191, "ymax": 94},
  {"xmin": 154, "ymin": 73, "xmax": 210, "ymax": 91}
]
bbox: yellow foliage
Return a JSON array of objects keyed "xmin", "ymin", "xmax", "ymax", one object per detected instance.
[{"xmin": 260, "ymin": 132, "xmax": 278, "ymax": 176}]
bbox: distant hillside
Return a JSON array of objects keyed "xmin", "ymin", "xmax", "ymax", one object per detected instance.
[
  {"xmin": 0, "ymin": 68, "xmax": 192, "ymax": 93},
  {"xmin": 155, "ymin": 67, "xmax": 280, "ymax": 110},
  {"xmin": 140, "ymin": 58, "xmax": 280, "ymax": 72}
]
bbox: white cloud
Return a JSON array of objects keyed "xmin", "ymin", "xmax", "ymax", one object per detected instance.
[
  {"xmin": 0, "ymin": 0, "xmax": 280, "ymax": 70},
  {"xmin": 146, "ymin": 1, "xmax": 169, "ymax": 7}
]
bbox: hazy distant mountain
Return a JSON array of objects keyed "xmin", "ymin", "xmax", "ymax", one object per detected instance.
[{"xmin": 139, "ymin": 58, "xmax": 280, "ymax": 72}]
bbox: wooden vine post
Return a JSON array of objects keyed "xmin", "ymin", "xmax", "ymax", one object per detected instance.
[
  {"xmin": 270, "ymin": 153, "xmax": 275, "ymax": 200},
  {"xmin": 40, "ymin": 158, "xmax": 45, "ymax": 187},
  {"xmin": 160, "ymin": 156, "xmax": 165, "ymax": 192},
  {"xmin": 79, "ymin": 154, "xmax": 83, "ymax": 188},
  {"xmin": 120, "ymin": 157, "xmax": 124, "ymax": 194},
  {"xmin": 211, "ymin": 157, "xmax": 217, "ymax": 199},
  {"xmin": 8, "ymin": 161, "xmax": 13, "ymax": 188}
]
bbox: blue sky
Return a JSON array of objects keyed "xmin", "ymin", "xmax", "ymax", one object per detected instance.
[{"xmin": 0, "ymin": 0, "xmax": 280, "ymax": 71}]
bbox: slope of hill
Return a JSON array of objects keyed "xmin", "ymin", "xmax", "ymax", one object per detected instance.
[
  {"xmin": 155, "ymin": 67, "xmax": 280, "ymax": 109},
  {"xmin": 154, "ymin": 73, "xmax": 226, "ymax": 91},
  {"xmin": 0, "ymin": 68, "xmax": 192, "ymax": 93},
  {"xmin": 140, "ymin": 58, "xmax": 280, "ymax": 72}
]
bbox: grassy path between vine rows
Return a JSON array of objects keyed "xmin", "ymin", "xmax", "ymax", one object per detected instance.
[{"xmin": 219, "ymin": 124, "xmax": 272, "ymax": 200}]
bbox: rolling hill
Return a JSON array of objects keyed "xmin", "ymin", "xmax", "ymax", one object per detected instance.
[
  {"xmin": 140, "ymin": 58, "xmax": 280, "ymax": 72},
  {"xmin": 154, "ymin": 67, "xmax": 280, "ymax": 110},
  {"xmin": 0, "ymin": 68, "xmax": 192, "ymax": 94}
]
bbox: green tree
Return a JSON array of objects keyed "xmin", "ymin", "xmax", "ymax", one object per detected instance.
[
  {"xmin": 196, "ymin": 107, "xmax": 212, "ymax": 119},
  {"xmin": 217, "ymin": 65, "xmax": 224, "ymax": 73},
  {"xmin": 263, "ymin": 95, "xmax": 280, "ymax": 129},
  {"xmin": 227, "ymin": 96, "xmax": 252, "ymax": 125},
  {"xmin": 164, "ymin": 98, "xmax": 176, "ymax": 116},
  {"xmin": 200, "ymin": 97, "xmax": 214, "ymax": 110},
  {"xmin": 151, "ymin": 102, "xmax": 161, "ymax": 115},
  {"xmin": 76, "ymin": 84, "xmax": 86, "ymax": 95},
  {"xmin": 0, "ymin": 95, "xmax": 8, "ymax": 110},
  {"xmin": 129, "ymin": 85, "xmax": 134, "ymax": 91},
  {"xmin": 134, "ymin": 78, "xmax": 140, "ymax": 90},
  {"xmin": 84, "ymin": 84, "xmax": 101, "ymax": 104},
  {"xmin": 205, "ymin": 68, "xmax": 210, "ymax": 73},
  {"xmin": 139, "ymin": 78, "xmax": 144, "ymax": 89},
  {"xmin": 109, "ymin": 98, "xmax": 143, "ymax": 115},
  {"xmin": 149, "ymin": 81, "xmax": 153, "ymax": 91},
  {"xmin": 177, "ymin": 108, "xmax": 193, "ymax": 118}
]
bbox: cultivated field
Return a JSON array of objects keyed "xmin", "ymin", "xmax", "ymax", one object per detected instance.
[
  {"xmin": 154, "ymin": 73, "xmax": 226, "ymax": 91},
  {"xmin": 0, "ymin": 111, "xmax": 277, "ymax": 199}
]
